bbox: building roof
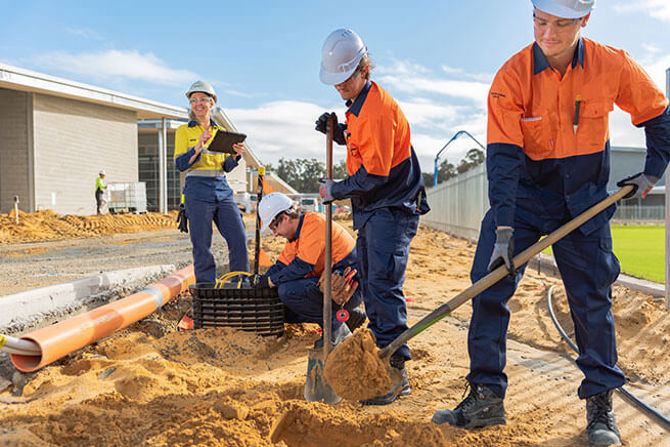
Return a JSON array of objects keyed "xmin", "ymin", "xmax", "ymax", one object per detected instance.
[{"xmin": 0, "ymin": 63, "xmax": 188, "ymax": 120}]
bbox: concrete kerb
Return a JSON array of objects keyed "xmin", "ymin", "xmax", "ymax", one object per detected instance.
[{"xmin": 0, "ymin": 264, "xmax": 177, "ymax": 335}]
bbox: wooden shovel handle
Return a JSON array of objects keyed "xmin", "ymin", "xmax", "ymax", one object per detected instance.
[{"xmin": 379, "ymin": 185, "xmax": 633, "ymax": 359}]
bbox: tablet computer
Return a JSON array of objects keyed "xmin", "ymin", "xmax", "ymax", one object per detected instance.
[{"xmin": 207, "ymin": 130, "xmax": 247, "ymax": 154}]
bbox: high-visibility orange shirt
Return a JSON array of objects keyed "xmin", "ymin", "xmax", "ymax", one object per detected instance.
[
  {"xmin": 330, "ymin": 81, "xmax": 429, "ymax": 229},
  {"xmin": 487, "ymin": 37, "xmax": 670, "ymax": 230},
  {"xmin": 268, "ymin": 212, "xmax": 356, "ymax": 285}
]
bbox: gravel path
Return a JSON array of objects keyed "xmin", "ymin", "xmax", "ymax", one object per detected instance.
[{"xmin": 0, "ymin": 229, "xmax": 252, "ymax": 297}]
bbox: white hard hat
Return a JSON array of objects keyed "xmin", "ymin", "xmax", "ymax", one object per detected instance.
[
  {"xmin": 531, "ymin": 0, "xmax": 595, "ymax": 19},
  {"xmin": 258, "ymin": 192, "xmax": 294, "ymax": 231},
  {"xmin": 99, "ymin": 169, "xmax": 106, "ymax": 175},
  {"xmin": 185, "ymin": 80, "xmax": 217, "ymax": 103},
  {"xmin": 319, "ymin": 28, "xmax": 367, "ymax": 85}
]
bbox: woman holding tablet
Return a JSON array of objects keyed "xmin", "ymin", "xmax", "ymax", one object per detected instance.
[{"xmin": 174, "ymin": 80, "xmax": 249, "ymax": 284}]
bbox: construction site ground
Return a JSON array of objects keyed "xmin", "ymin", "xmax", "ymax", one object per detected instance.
[{"xmin": 0, "ymin": 210, "xmax": 668, "ymax": 446}]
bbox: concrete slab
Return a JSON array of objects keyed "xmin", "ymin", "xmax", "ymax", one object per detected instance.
[{"xmin": 0, "ymin": 264, "xmax": 175, "ymax": 334}]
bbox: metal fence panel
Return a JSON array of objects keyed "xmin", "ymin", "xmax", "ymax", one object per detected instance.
[{"xmin": 422, "ymin": 164, "xmax": 488, "ymax": 239}]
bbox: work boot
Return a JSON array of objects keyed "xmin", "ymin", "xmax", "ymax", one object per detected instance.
[
  {"xmin": 586, "ymin": 390, "xmax": 621, "ymax": 446},
  {"xmin": 345, "ymin": 307, "xmax": 367, "ymax": 333},
  {"xmin": 431, "ymin": 382, "xmax": 506, "ymax": 429},
  {"xmin": 313, "ymin": 323, "xmax": 351, "ymax": 349},
  {"xmin": 360, "ymin": 355, "xmax": 411, "ymax": 405}
]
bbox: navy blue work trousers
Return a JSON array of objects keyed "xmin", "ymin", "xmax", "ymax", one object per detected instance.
[
  {"xmin": 185, "ymin": 195, "xmax": 249, "ymax": 284},
  {"xmin": 467, "ymin": 199, "xmax": 625, "ymax": 399},
  {"xmin": 357, "ymin": 208, "xmax": 418, "ymax": 361},
  {"xmin": 278, "ymin": 276, "xmax": 363, "ymax": 330}
]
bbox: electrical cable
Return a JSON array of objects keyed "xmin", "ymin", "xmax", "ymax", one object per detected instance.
[{"xmin": 546, "ymin": 285, "xmax": 670, "ymax": 431}]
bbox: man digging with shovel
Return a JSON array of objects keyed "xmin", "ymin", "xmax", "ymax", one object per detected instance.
[
  {"xmin": 253, "ymin": 192, "xmax": 366, "ymax": 345},
  {"xmin": 432, "ymin": 1, "xmax": 670, "ymax": 445}
]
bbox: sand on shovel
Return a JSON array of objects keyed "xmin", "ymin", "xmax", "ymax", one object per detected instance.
[{"xmin": 324, "ymin": 328, "xmax": 401, "ymax": 401}]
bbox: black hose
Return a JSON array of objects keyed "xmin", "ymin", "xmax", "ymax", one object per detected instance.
[{"xmin": 546, "ymin": 285, "xmax": 670, "ymax": 431}]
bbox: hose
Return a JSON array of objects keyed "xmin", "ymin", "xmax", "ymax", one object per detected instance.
[
  {"xmin": 546, "ymin": 285, "xmax": 670, "ymax": 431},
  {"xmin": 0, "ymin": 334, "xmax": 41, "ymax": 356}
]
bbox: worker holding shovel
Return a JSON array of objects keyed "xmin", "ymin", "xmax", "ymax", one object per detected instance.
[
  {"xmin": 254, "ymin": 192, "xmax": 366, "ymax": 344},
  {"xmin": 432, "ymin": 1, "xmax": 670, "ymax": 445},
  {"xmin": 316, "ymin": 28, "xmax": 429, "ymax": 405}
]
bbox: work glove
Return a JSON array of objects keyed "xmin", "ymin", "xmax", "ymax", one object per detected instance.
[
  {"xmin": 488, "ymin": 227, "xmax": 515, "ymax": 274},
  {"xmin": 176, "ymin": 203, "xmax": 188, "ymax": 233},
  {"xmin": 315, "ymin": 112, "xmax": 346, "ymax": 145},
  {"xmin": 616, "ymin": 172, "xmax": 659, "ymax": 200},
  {"xmin": 319, "ymin": 178, "xmax": 335, "ymax": 204},
  {"xmin": 251, "ymin": 274, "xmax": 270, "ymax": 289},
  {"xmin": 319, "ymin": 267, "xmax": 359, "ymax": 306}
]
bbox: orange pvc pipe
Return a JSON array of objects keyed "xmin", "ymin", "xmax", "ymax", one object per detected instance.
[{"xmin": 10, "ymin": 264, "xmax": 194, "ymax": 372}]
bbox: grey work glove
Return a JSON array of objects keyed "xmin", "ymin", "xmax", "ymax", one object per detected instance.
[
  {"xmin": 488, "ymin": 227, "xmax": 515, "ymax": 274},
  {"xmin": 319, "ymin": 178, "xmax": 335, "ymax": 204},
  {"xmin": 616, "ymin": 172, "xmax": 659, "ymax": 200},
  {"xmin": 315, "ymin": 112, "xmax": 346, "ymax": 145}
]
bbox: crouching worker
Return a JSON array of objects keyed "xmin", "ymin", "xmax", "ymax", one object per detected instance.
[{"xmin": 254, "ymin": 192, "xmax": 366, "ymax": 347}]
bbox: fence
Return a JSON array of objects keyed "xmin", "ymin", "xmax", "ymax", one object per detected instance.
[
  {"xmin": 612, "ymin": 205, "xmax": 664, "ymax": 221},
  {"xmin": 421, "ymin": 164, "xmax": 488, "ymax": 240},
  {"xmin": 422, "ymin": 164, "xmax": 664, "ymax": 239}
]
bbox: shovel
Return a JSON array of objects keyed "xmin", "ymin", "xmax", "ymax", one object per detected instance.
[
  {"xmin": 377, "ymin": 185, "xmax": 633, "ymax": 361},
  {"xmin": 253, "ymin": 166, "xmax": 266, "ymax": 275},
  {"xmin": 304, "ymin": 115, "xmax": 341, "ymax": 404}
]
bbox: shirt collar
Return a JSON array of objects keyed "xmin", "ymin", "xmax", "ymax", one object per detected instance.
[
  {"xmin": 346, "ymin": 81, "xmax": 372, "ymax": 117},
  {"xmin": 290, "ymin": 213, "xmax": 305, "ymax": 242},
  {"xmin": 188, "ymin": 118, "xmax": 217, "ymax": 128},
  {"xmin": 532, "ymin": 37, "xmax": 584, "ymax": 75}
]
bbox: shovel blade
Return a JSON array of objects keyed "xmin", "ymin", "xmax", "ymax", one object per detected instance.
[{"xmin": 304, "ymin": 349, "xmax": 341, "ymax": 404}]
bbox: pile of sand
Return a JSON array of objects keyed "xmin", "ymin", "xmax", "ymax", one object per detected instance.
[{"xmin": 0, "ymin": 209, "xmax": 180, "ymax": 244}]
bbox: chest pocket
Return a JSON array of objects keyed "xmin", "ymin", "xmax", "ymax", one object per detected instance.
[
  {"xmin": 576, "ymin": 100, "xmax": 612, "ymax": 154},
  {"xmin": 520, "ymin": 109, "xmax": 554, "ymax": 161}
]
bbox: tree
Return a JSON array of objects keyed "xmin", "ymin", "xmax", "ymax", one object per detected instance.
[
  {"xmin": 457, "ymin": 148, "xmax": 485, "ymax": 174},
  {"xmin": 333, "ymin": 160, "xmax": 347, "ymax": 180},
  {"xmin": 274, "ymin": 157, "xmax": 325, "ymax": 193}
]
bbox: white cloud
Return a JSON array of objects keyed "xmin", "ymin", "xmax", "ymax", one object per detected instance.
[
  {"xmin": 226, "ymin": 100, "xmax": 349, "ymax": 166},
  {"xmin": 614, "ymin": 1, "xmax": 670, "ymax": 22},
  {"xmin": 29, "ymin": 50, "xmax": 197, "ymax": 86}
]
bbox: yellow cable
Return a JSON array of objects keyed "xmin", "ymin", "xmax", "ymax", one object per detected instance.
[
  {"xmin": 214, "ymin": 271, "xmax": 251, "ymax": 289},
  {"xmin": 0, "ymin": 334, "xmax": 7, "ymax": 349}
]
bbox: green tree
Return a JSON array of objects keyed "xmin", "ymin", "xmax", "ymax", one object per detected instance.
[
  {"xmin": 333, "ymin": 160, "xmax": 347, "ymax": 180},
  {"xmin": 457, "ymin": 148, "xmax": 486, "ymax": 174},
  {"xmin": 275, "ymin": 157, "xmax": 325, "ymax": 193}
]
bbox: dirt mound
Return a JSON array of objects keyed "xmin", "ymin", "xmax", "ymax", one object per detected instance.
[{"xmin": 0, "ymin": 209, "xmax": 179, "ymax": 244}]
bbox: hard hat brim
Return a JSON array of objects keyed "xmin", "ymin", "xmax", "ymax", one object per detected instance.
[
  {"xmin": 531, "ymin": 0, "xmax": 593, "ymax": 18},
  {"xmin": 320, "ymin": 64, "xmax": 357, "ymax": 86}
]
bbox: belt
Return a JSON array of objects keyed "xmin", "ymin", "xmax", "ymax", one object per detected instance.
[{"xmin": 186, "ymin": 169, "xmax": 226, "ymax": 178}]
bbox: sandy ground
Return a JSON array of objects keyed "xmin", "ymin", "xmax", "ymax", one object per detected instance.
[{"xmin": 0, "ymin": 210, "xmax": 668, "ymax": 446}]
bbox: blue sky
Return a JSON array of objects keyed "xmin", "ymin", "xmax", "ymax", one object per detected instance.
[{"xmin": 2, "ymin": 0, "xmax": 670, "ymax": 172}]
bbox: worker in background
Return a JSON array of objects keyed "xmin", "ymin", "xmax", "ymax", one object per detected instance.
[
  {"xmin": 316, "ymin": 28, "xmax": 429, "ymax": 405},
  {"xmin": 432, "ymin": 1, "xmax": 670, "ymax": 445},
  {"xmin": 254, "ymin": 192, "xmax": 366, "ymax": 346},
  {"xmin": 174, "ymin": 80, "xmax": 249, "ymax": 284},
  {"xmin": 95, "ymin": 170, "xmax": 107, "ymax": 215}
]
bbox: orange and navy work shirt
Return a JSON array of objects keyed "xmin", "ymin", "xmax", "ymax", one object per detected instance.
[
  {"xmin": 487, "ymin": 37, "xmax": 670, "ymax": 232},
  {"xmin": 174, "ymin": 119, "xmax": 240, "ymax": 201},
  {"xmin": 330, "ymin": 81, "xmax": 429, "ymax": 230},
  {"xmin": 265, "ymin": 212, "xmax": 357, "ymax": 285}
]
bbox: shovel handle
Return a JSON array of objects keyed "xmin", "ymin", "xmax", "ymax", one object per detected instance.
[
  {"xmin": 379, "ymin": 185, "xmax": 633, "ymax": 359},
  {"xmin": 323, "ymin": 116, "xmax": 334, "ymax": 361}
]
